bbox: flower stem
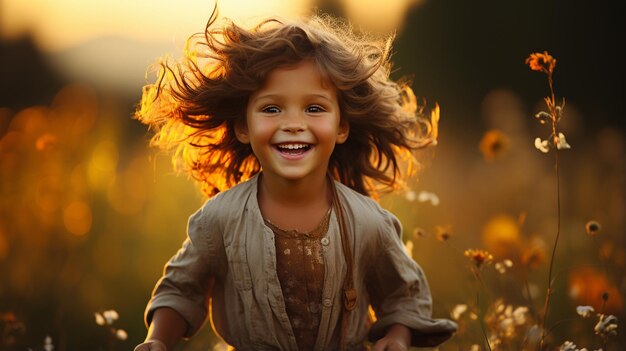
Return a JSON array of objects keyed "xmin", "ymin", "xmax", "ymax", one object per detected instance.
[{"xmin": 539, "ymin": 75, "xmax": 562, "ymax": 351}]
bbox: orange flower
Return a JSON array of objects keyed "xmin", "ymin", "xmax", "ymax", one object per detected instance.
[
  {"xmin": 525, "ymin": 51, "xmax": 556, "ymax": 75},
  {"xmin": 435, "ymin": 225, "xmax": 452, "ymax": 242},
  {"xmin": 464, "ymin": 249, "xmax": 493, "ymax": 269},
  {"xmin": 479, "ymin": 129, "xmax": 509, "ymax": 161},
  {"xmin": 569, "ymin": 266, "xmax": 623, "ymax": 315}
]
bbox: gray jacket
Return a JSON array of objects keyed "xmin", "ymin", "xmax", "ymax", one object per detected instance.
[{"xmin": 144, "ymin": 174, "xmax": 457, "ymax": 350}]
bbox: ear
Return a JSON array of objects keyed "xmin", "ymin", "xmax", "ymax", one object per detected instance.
[
  {"xmin": 336, "ymin": 120, "xmax": 350, "ymax": 144},
  {"xmin": 234, "ymin": 119, "xmax": 250, "ymax": 144}
]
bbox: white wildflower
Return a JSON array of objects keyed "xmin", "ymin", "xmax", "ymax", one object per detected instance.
[
  {"xmin": 44, "ymin": 336, "xmax": 54, "ymax": 351},
  {"xmin": 560, "ymin": 341, "xmax": 578, "ymax": 351},
  {"xmin": 495, "ymin": 259, "xmax": 513, "ymax": 274},
  {"xmin": 594, "ymin": 314, "xmax": 618, "ymax": 338},
  {"xmin": 495, "ymin": 262, "xmax": 506, "ymax": 273},
  {"xmin": 417, "ymin": 191, "xmax": 440, "ymax": 206},
  {"xmin": 534, "ymin": 111, "xmax": 551, "ymax": 124},
  {"xmin": 576, "ymin": 305, "xmax": 595, "ymax": 318},
  {"xmin": 115, "ymin": 329, "xmax": 128, "ymax": 340},
  {"xmin": 534, "ymin": 137, "xmax": 550, "ymax": 153},
  {"xmin": 512, "ymin": 306, "xmax": 528, "ymax": 325},
  {"xmin": 556, "ymin": 132, "xmax": 571, "ymax": 150},
  {"xmin": 451, "ymin": 304, "xmax": 468, "ymax": 320},
  {"xmin": 94, "ymin": 312, "xmax": 106, "ymax": 326},
  {"xmin": 405, "ymin": 190, "xmax": 416, "ymax": 202},
  {"xmin": 102, "ymin": 310, "xmax": 119, "ymax": 325}
]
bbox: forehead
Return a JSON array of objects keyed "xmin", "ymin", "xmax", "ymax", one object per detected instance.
[{"xmin": 256, "ymin": 60, "xmax": 336, "ymax": 96}]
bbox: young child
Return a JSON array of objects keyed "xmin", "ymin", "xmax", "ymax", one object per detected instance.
[{"xmin": 134, "ymin": 8, "xmax": 457, "ymax": 351}]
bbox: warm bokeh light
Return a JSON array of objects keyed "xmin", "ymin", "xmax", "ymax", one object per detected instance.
[
  {"xmin": 1, "ymin": 2, "xmax": 625, "ymax": 350},
  {"xmin": 1, "ymin": 0, "xmax": 313, "ymax": 52},
  {"xmin": 569, "ymin": 266, "xmax": 623, "ymax": 315},
  {"xmin": 63, "ymin": 200, "xmax": 93, "ymax": 236},
  {"xmin": 481, "ymin": 214, "xmax": 521, "ymax": 257},
  {"xmin": 342, "ymin": 0, "xmax": 423, "ymax": 32},
  {"xmin": 87, "ymin": 140, "xmax": 119, "ymax": 189}
]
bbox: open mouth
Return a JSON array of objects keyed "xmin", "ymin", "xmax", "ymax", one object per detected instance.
[{"xmin": 274, "ymin": 143, "xmax": 313, "ymax": 155}]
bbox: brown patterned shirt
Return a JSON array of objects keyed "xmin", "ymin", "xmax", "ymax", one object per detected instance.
[{"xmin": 264, "ymin": 209, "xmax": 331, "ymax": 351}]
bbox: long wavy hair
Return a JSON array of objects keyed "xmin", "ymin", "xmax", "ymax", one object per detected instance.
[{"xmin": 136, "ymin": 8, "xmax": 438, "ymax": 198}]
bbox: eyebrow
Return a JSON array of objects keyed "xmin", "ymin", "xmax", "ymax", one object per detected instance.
[{"xmin": 253, "ymin": 93, "xmax": 334, "ymax": 103}]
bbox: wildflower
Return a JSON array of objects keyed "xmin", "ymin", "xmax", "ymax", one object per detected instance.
[
  {"xmin": 534, "ymin": 111, "xmax": 552, "ymax": 124},
  {"xmin": 560, "ymin": 341, "xmax": 583, "ymax": 351},
  {"xmin": 469, "ymin": 345, "xmax": 481, "ymax": 351},
  {"xmin": 512, "ymin": 306, "xmax": 528, "ymax": 325},
  {"xmin": 435, "ymin": 225, "xmax": 452, "ymax": 242},
  {"xmin": 115, "ymin": 329, "xmax": 128, "ymax": 340},
  {"xmin": 585, "ymin": 220, "xmax": 601, "ymax": 236},
  {"xmin": 525, "ymin": 51, "xmax": 556, "ymax": 75},
  {"xmin": 495, "ymin": 259, "xmax": 513, "ymax": 274},
  {"xmin": 95, "ymin": 312, "xmax": 106, "ymax": 326},
  {"xmin": 569, "ymin": 266, "xmax": 623, "ymax": 314},
  {"xmin": 464, "ymin": 249, "xmax": 493, "ymax": 269},
  {"xmin": 594, "ymin": 314, "xmax": 618, "ymax": 338},
  {"xmin": 404, "ymin": 190, "xmax": 416, "ymax": 202},
  {"xmin": 576, "ymin": 305, "xmax": 595, "ymax": 318},
  {"xmin": 102, "ymin": 309, "xmax": 119, "ymax": 325},
  {"xmin": 450, "ymin": 304, "xmax": 468, "ymax": 320},
  {"xmin": 417, "ymin": 191, "xmax": 440, "ymax": 206},
  {"xmin": 44, "ymin": 336, "xmax": 54, "ymax": 351},
  {"xmin": 479, "ymin": 129, "xmax": 509, "ymax": 161},
  {"xmin": 412, "ymin": 227, "xmax": 426, "ymax": 238},
  {"xmin": 556, "ymin": 132, "xmax": 571, "ymax": 150},
  {"xmin": 534, "ymin": 137, "xmax": 550, "ymax": 153},
  {"xmin": 404, "ymin": 239, "xmax": 413, "ymax": 256}
]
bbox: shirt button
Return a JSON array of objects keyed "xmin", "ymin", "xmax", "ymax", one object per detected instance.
[
  {"xmin": 323, "ymin": 298, "xmax": 332, "ymax": 307},
  {"xmin": 321, "ymin": 237, "xmax": 330, "ymax": 246}
]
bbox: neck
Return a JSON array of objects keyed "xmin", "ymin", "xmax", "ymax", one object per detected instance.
[{"xmin": 259, "ymin": 171, "xmax": 331, "ymax": 208}]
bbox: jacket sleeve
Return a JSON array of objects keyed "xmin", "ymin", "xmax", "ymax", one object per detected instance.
[
  {"xmin": 144, "ymin": 199, "xmax": 225, "ymax": 337},
  {"xmin": 366, "ymin": 209, "xmax": 457, "ymax": 347}
]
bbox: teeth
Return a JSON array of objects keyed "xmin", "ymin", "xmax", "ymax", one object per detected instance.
[{"xmin": 277, "ymin": 144, "xmax": 308, "ymax": 150}]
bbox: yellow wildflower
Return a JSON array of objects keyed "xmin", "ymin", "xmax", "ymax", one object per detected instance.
[{"xmin": 464, "ymin": 249, "xmax": 493, "ymax": 268}]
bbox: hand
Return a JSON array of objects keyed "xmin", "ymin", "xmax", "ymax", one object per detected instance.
[
  {"xmin": 371, "ymin": 336, "xmax": 408, "ymax": 351},
  {"xmin": 134, "ymin": 340, "xmax": 167, "ymax": 351},
  {"xmin": 372, "ymin": 323, "xmax": 410, "ymax": 351}
]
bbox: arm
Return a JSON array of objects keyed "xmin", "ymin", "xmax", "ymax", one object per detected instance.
[
  {"xmin": 138, "ymin": 307, "xmax": 187, "ymax": 350},
  {"xmin": 366, "ymin": 209, "xmax": 457, "ymax": 347},
  {"xmin": 138, "ymin": 203, "xmax": 224, "ymax": 350}
]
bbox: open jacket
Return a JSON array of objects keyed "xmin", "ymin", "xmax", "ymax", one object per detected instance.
[{"xmin": 144, "ymin": 174, "xmax": 457, "ymax": 350}]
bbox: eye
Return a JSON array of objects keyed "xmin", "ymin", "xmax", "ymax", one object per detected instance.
[
  {"xmin": 306, "ymin": 105, "xmax": 326, "ymax": 113},
  {"xmin": 261, "ymin": 105, "xmax": 280, "ymax": 114}
]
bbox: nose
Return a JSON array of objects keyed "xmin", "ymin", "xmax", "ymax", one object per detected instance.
[{"xmin": 281, "ymin": 109, "xmax": 306, "ymax": 133}]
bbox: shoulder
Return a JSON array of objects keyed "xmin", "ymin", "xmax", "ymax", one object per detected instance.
[
  {"xmin": 191, "ymin": 175, "xmax": 258, "ymax": 227},
  {"xmin": 335, "ymin": 181, "xmax": 402, "ymax": 240}
]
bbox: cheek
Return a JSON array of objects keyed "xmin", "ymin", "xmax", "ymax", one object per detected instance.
[{"xmin": 247, "ymin": 117, "xmax": 276, "ymax": 143}]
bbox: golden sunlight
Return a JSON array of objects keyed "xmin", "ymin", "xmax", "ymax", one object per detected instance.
[
  {"xmin": 1, "ymin": 0, "xmax": 312, "ymax": 52},
  {"xmin": 341, "ymin": 0, "xmax": 424, "ymax": 32}
]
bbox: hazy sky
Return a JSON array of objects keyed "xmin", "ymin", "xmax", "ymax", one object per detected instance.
[{"xmin": 1, "ymin": 0, "xmax": 420, "ymax": 52}]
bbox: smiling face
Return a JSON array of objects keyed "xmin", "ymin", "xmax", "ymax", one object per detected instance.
[{"xmin": 236, "ymin": 60, "xmax": 349, "ymax": 183}]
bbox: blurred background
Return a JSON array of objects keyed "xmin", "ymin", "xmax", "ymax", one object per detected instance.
[{"xmin": 1, "ymin": 0, "xmax": 624, "ymax": 350}]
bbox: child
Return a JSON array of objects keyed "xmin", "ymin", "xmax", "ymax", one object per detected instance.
[{"xmin": 134, "ymin": 8, "xmax": 457, "ymax": 351}]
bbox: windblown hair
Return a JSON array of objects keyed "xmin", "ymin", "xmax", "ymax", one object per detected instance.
[{"xmin": 136, "ymin": 9, "xmax": 438, "ymax": 198}]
